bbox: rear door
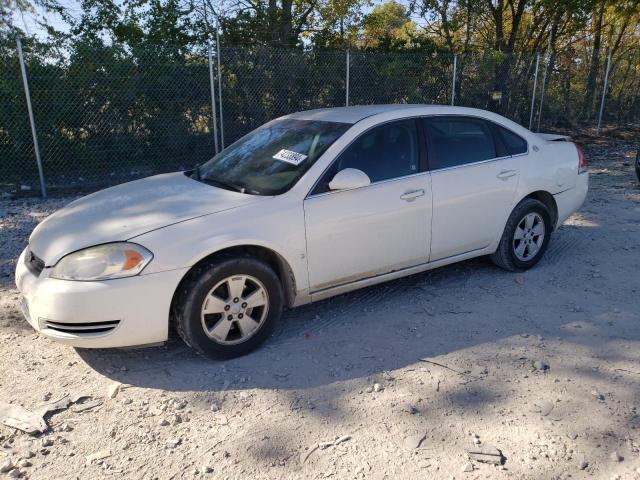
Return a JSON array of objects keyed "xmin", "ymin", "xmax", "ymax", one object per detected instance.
[{"xmin": 423, "ymin": 116, "xmax": 524, "ymax": 261}]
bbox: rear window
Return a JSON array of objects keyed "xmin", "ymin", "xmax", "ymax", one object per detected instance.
[{"xmin": 494, "ymin": 125, "xmax": 528, "ymax": 155}]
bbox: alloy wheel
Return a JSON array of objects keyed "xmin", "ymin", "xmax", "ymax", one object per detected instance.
[
  {"xmin": 512, "ymin": 212, "xmax": 545, "ymax": 261},
  {"xmin": 200, "ymin": 275, "xmax": 269, "ymax": 345}
]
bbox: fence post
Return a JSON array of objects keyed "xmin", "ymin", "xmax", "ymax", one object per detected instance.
[
  {"xmin": 529, "ymin": 53, "xmax": 540, "ymax": 131},
  {"xmin": 536, "ymin": 53, "xmax": 549, "ymax": 132},
  {"xmin": 216, "ymin": 25, "xmax": 225, "ymax": 149},
  {"xmin": 16, "ymin": 36, "xmax": 46, "ymax": 198},
  {"xmin": 207, "ymin": 38, "xmax": 220, "ymax": 155},
  {"xmin": 451, "ymin": 54, "xmax": 457, "ymax": 106},
  {"xmin": 597, "ymin": 49, "xmax": 612, "ymax": 134},
  {"xmin": 345, "ymin": 49, "xmax": 350, "ymax": 107}
]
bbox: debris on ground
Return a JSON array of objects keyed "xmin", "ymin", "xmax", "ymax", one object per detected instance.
[
  {"xmin": 0, "ymin": 460, "xmax": 14, "ymax": 474},
  {"xmin": 419, "ymin": 358, "xmax": 471, "ymax": 377},
  {"xmin": 106, "ymin": 382, "xmax": 121, "ymax": 399},
  {"xmin": 610, "ymin": 451, "xmax": 624, "ymax": 462},
  {"xmin": 533, "ymin": 360, "xmax": 550, "ymax": 371},
  {"xmin": 301, "ymin": 444, "xmax": 319, "ymax": 464},
  {"xmin": 71, "ymin": 399, "xmax": 103, "ymax": 413},
  {"xmin": 0, "ymin": 394, "xmax": 90, "ymax": 434},
  {"xmin": 466, "ymin": 446, "xmax": 505, "ymax": 465},
  {"xmin": 462, "ymin": 461, "xmax": 474, "ymax": 472},
  {"xmin": 85, "ymin": 450, "xmax": 111, "ymax": 464},
  {"xmin": 403, "ymin": 432, "xmax": 427, "ymax": 450},
  {"xmin": 0, "ymin": 402, "xmax": 47, "ymax": 434},
  {"xmin": 537, "ymin": 400, "xmax": 555, "ymax": 416},
  {"xmin": 302, "ymin": 435, "xmax": 352, "ymax": 463}
]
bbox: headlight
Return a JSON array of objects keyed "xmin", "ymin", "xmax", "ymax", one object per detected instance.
[{"xmin": 50, "ymin": 243, "xmax": 153, "ymax": 281}]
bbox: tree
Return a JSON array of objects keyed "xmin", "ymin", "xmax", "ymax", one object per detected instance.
[
  {"xmin": 311, "ymin": 0, "xmax": 369, "ymax": 48},
  {"xmin": 206, "ymin": 0, "xmax": 323, "ymax": 47},
  {"xmin": 362, "ymin": 1, "xmax": 418, "ymax": 49}
]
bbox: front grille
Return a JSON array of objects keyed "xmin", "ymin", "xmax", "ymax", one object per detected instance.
[
  {"xmin": 43, "ymin": 320, "xmax": 120, "ymax": 335},
  {"xmin": 25, "ymin": 249, "xmax": 45, "ymax": 277}
]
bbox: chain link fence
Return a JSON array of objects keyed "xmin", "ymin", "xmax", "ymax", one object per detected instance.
[{"xmin": 1, "ymin": 34, "xmax": 639, "ymax": 197}]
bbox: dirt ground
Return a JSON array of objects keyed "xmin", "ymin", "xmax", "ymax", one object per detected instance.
[{"xmin": 0, "ymin": 139, "xmax": 639, "ymax": 480}]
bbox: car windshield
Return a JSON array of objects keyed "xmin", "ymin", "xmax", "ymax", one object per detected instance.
[{"xmin": 193, "ymin": 118, "xmax": 351, "ymax": 195}]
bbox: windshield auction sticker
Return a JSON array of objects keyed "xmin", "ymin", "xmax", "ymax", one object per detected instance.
[{"xmin": 273, "ymin": 149, "xmax": 308, "ymax": 166}]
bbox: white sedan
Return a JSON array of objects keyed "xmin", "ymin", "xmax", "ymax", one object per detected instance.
[{"xmin": 15, "ymin": 105, "xmax": 589, "ymax": 358}]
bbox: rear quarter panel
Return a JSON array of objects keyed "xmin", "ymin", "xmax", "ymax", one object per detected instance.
[{"xmin": 516, "ymin": 139, "xmax": 579, "ymax": 198}]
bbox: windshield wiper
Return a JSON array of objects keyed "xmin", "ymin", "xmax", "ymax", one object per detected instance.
[
  {"xmin": 201, "ymin": 177, "xmax": 248, "ymax": 194},
  {"xmin": 190, "ymin": 169, "xmax": 261, "ymax": 195}
]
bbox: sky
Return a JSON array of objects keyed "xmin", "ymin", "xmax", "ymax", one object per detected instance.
[
  {"xmin": 13, "ymin": 0, "xmax": 426, "ymax": 41},
  {"xmin": 12, "ymin": 0, "xmax": 78, "ymax": 37},
  {"xmin": 13, "ymin": 0, "xmax": 81, "ymax": 38}
]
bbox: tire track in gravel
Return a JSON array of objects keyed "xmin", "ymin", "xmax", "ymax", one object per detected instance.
[
  {"xmin": 271, "ymin": 258, "xmax": 487, "ymax": 346},
  {"xmin": 544, "ymin": 227, "xmax": 583, "ymax": 265}
]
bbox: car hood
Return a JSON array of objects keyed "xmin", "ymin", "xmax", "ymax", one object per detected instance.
[{"xmin": 30, "ymin": 172, "xmax": 261, "ymax": 265}]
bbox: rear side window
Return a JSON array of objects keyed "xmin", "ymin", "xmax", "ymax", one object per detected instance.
[
  {"xmin": 494, "ymin": 124, "xmax": 528, "ymax": 155},
  {"xmin": 423, "ymin": 117, "xmax": 496, "ymax": 170}
]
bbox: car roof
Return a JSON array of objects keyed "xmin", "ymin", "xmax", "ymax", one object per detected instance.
[
  {"xmin": 283, "ymin": 104, "xmax": 533, "ymax": 137},
  {"xmin": 285, "ymin": 104, "xmax": 512, "ymax": 124},
  {"xmin": 285, "ymin": 104, "xmax": 433, "ymax": 124}
]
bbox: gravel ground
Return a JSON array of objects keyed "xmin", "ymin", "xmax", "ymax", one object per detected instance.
[{"xmin": 0, "ymin": 139, "xmax": 639, "ymax": 480}]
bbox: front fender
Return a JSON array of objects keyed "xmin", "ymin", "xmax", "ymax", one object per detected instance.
[{"xmin": 132, "ymin": 199, "xmax": 309, "ymax": 292}]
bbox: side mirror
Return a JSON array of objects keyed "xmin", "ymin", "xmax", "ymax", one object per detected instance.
[{"xmin": 328, "ymin": 168, "xmax": 371, "ymax": 191}]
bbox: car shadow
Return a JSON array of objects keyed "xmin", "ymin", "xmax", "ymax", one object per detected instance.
[{"xmin": 75, "ymin": 220, "xmax": 637, "ymax": 394}]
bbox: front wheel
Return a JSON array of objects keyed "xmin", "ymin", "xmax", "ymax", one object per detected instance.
[
  {"xmin": 175, "ymin": 256, "xmax": 283, "ymax": 359},
  {"xmin": 490, "ymin": 198, "xmax": 552, "ymax": 272}
]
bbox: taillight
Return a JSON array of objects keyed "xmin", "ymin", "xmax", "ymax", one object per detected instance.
[{"xmin": 576, "ymin": 145, "xmax": 587, "ymax": 174}]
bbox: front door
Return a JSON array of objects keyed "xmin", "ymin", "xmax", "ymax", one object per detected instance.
[{"xmin": 304, "ymin": 119, "xmax": 432, "ymax": 292}]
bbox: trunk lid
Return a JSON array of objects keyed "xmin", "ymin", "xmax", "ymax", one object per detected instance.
[{"xmin": 537, "ymin": 133, "xmax": 572, "ymax": 142}]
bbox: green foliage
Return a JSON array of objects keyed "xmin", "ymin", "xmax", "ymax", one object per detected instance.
[
  {"xmin": 1, "ymin": 0, "xmax": 639, "ymax": 192},
  {"xmin": 361, "ymin": 1, "xmax": 418, "ymax": 49}
]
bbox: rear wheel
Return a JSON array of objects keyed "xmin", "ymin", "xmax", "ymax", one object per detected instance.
[
  {"xmin": 175, "ymin": 256, "xmax": 283, "ymax": 358},
  {"xmin": 490, "ymin": 198, "xmax": 552, "ymax": 272}
]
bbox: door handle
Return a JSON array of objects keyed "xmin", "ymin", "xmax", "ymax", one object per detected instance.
[
  {"xmin": 400, "ymin": 189, "xmax": 425, "ymax": 202},
  {"xmin": 497, "ymin": 169, "xmax": 517, "ymax": 180}
]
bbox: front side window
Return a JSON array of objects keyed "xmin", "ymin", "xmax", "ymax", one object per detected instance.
[
  {"xmin": 423, "ymin": 116, "xmax": 496, "ymax": 170},
  {"xmin": 194, "ymin": 118, "xmax": 350, "ymax": 195},
  {"xmin": 330, "ymin": 119, "xmax": 419, "ymax": 185}
]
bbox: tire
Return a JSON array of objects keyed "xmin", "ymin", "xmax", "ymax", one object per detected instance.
[
  {"xmin": 175, "ymin": 255, "xmax": 283, "ymax": 359},
  {"xmin": 490, "ymin": 198, "xmax": 552, "ymax": 272}
]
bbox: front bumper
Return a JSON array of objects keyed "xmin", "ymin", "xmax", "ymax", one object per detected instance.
[{"xmin": 15, "ymin": 248, "xmax": 188, "ymax": 348}]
